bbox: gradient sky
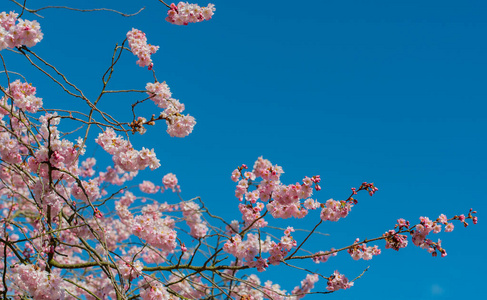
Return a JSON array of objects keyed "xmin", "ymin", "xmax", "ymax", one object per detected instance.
[{"xmin": 3, "ymin": 0, "xmax": 486, "ymax": 299}]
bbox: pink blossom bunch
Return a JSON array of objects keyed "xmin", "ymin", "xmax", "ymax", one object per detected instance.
[
  {"xmin": 10, "ymin": 264, "xmax": 65, "ymax": 299},
  {"xmin": 117, "ymin": 257, "xmax": 143, "ymax": 281},
  {"xmin": 266, "ymin": 232, "xmax": 297, "ymax": 266},
  {"xmin": 71, "ymin": 179, "xmax": 101, "ymax": 203},
  {"xmin": 411, "ymin": 216, "xmax": 439, "ymax": 248},
  {"xmin": 223, "ymin": 233, "xmax": 273, "ymax": 269},
  {"xmin": 0, "ymin": 130, "xmax": 22, "ymax": 164},
  {"xmin": 167, "ymin": 274, "xmax": 207, "ymax": 299},
  {"xmin": 232, "ymin": 157, "xmax": 323, "ymax": 220},
  {"xmin": 180, "ymin": 201, "xmax": 208, "ymax": 238},
  {"xmin": 320, "ymin": 198, "xmax": 352, "ymax": 222},
  {"xmin": 326, "ymin": 271, "xmax": 354, "ymax": 291},
  {"xmin": 71, "ymin": 274, "xmax": 116, "ymax": 299},
  {"xmin": 238, "ymin": 203, "xmax": 268, "ymax": 229},
  {"xmin": 347, "ymin": 238, "xmax": 381, "ymax": 260},
  {"xmin": 146, "ymin": 81, "xmax": 175, "ymax": 109},
  {"xmin": 165, "ymin": 2, "xmax": 215, "ymax": 25},
  {"xmin": 139, "ymin": 280, "xmax": 173, "ymax": 300},
  {"xmin": 3, "ymin": 80, "xmax": 43, "ymax": 113},
  {"xmin": 383, "ymin": 230, "xmax": 408, "ymax": 251},
  {"xmin": 230, "ymin": 274, "xmax": 263, "ymax": 299},
  {"xmin": 162, "ymin": 173, "xmax": 179, "ymax": 192},
  {"xmin": 145, "ymin": 81, "xmax": 196, "ymax": 138},
  {"xmin": 312, "ymin": 249, "xmax": 337, "ymax": 263},
  {"xmin": 32, "ymin": 179, "xmax": 70, "ymax": 216},
  {"xmin": 132, "ymin": 213, "xmax": 177, "ymax": 254},
  {"xmin": 235, "ymin": 178, "xmax": 248, "ymax": 201},
  {"xmin": 225, "ymin": 220, "xmax": 240, "ymax": 235},
  {"xmin": 231, "ymin": 168, "xmax": 241, "ymax": 182},
  {"xmin": 291, "ymin": 274, "xmax": 319, "ymax": 299},
  {"xmin": 126, "ymin": 28, "xmax": 159, "ymax": 68},
  {"xmin": 262, "ymin": 281, "xmax": 289, "ymax": 300},
  {"xmin": 139, "ymin": 180, "xmax": 160, "ymax": 194},
  {"xmin": 165, "ymin": 113, "xmax": 196, "ymax": 137},
  {"xmin": 0, "ymin": 11, "xmax": 43, "ymax": 50},
  {"xmin": 252, "ymin": 156, "xmax": 284, "ymax": 181},
  {"xmin": 95, "ymin": 128, "xmax": 161, "ymax": 171},
  {"xmin": 80, "ymin": 157, "xmax": 96, "ymax": 177},
  {"xmin": 382, "ymin": 212, "xmax": 479, "ymax": 257},
  {"xmin": 26, "ymin": 114, "xmax": 84, "ymax": 180},
  {"xmin": 99, "ymin": 165, "xmax": 137, "ymax": 186}
]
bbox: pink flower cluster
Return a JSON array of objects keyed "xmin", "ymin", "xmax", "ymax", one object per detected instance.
[
  {"xmin": 383, "ymin": 230, "xmax": 408, "ymax": 251},
  {"xmin": 162, "ymin": 173, "xmax": 179, "ymax": 192},
  {"xmin": 26, "ymin": 113, "xmax": 84, "ymax": 180},
  {"xmin": 3, "ymin": 80, "xmax": 43, "ymax": 113},
  {"xmin": 115, "ymin": 192, "xmax": 178, "ymax": 255},
  {"xmin": 384, "ymin": 211, "xmax": 478, "ymax": 257},
  {"xmin": 10, "ymin": 264, "xmax": 65, "ymax": 299},
  {"xmin": 238, "ymin": 202, "xmax": 268, "ymax": 229},
  {"xmin": 0, "ymin": 11, "xmax": 43, "ymax": 50},
  {"xmin": 231, "ymin": 274, "xmax": 294, "ymax": 300},
  {"xmin": 117, "ymin": 257, "xmax": 143, "ymax": 281},
  {"xmin": 312, "ymin": 249, "xmax": 337, "ymax": 263},
  {"xmin": 126, "ymin": 28, "xmax": 159, "ymax": 68},
  {"xmin": 233, "ymin": 157, "xmax": 324, "ymax": 222},
  {"xmin": 80, "ymin": 157, "xmax": 96, "ymax": 177},
  {"xmin": 181, "ymin": 201, "xmax": 208, "ymax": 238},
  {"xmin": 223, "ymin": 227, "xmax": 300, "ymax": 271},
  {"xmin": 139, "ymin": 180, "xmax": 160, "ymax": 194},
  {"xmin": 291, "ymin": 274, "xmax": 319, "ymax": 299},
  {"xmin": 326, "ymin": 271, "xmax": 353, "ymax": 291},
  {"xmin": 132, "ymin": 213, "xmax": 177, "ymax": 254},
  {"xmin": 347, "ymin": 238, "xmax": 381, "ymax": 260},
  {"xmin": 223, "ymin": 233, "xmax": 273, "ymax": 271},
  {"xmin": 267, "ymin": 227, "xmax": 297, "ymax": 266},
  {"xmin": 71, "ymin": 179, "xmax": 101, "ymax": 203},
  {"xmin": 95, "ymin": 128, "xmax": 161, "ymax": 172},
  {"xmin": 139, "ymin": 174, "xmax": 180, "ymax": 194},
  {"xmin": 165, "ymin": 113, "xmax": 197, "ymax": 138},
  {"xmin": 138, "ymin": 280, "xmax": 172, "ymax": 300},
  {"xmin": 146, "ymin": 81, "xmax": 197, "ymax": 138},
  {"xmin": 166, "ymin": 2, "xmax": 215, "ymax": 25},
  {"xmin": 32, "ymin": 179, "xmax": 69, "ymax": 217},
  {"xmin": 410, "ymin": 215, "xmax": 452, "ymax": 257},
  {"xmin": 167, "ymin": 274, "xmax": 207, "ymax": 299},
  {"xmin": 320, "ymin": 198, "xmax": 352, "ymax": 222},
  {"xmin": 146, "ymin": 81, "xmax": 179, "ymax": 110}
]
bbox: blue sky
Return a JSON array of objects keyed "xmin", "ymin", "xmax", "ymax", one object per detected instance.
[{"xmin": 3, "ymin": 0, "xmax": 486, "ymax": 298}]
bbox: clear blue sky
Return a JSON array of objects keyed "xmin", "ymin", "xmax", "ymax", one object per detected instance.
[{"xmin": 3, "ymin": 0, "xmax": 485, "ymax": 299}]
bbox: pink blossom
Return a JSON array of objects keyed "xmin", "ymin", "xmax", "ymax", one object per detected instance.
[
  {"xmin": 166, "ymin": 2, "xmax": 216, "ymax": 25},
  {"xmin": 312, "ymin": 249, "xmax": 337, "ymax": 263},
  {"xmin": 445, "ymin": 222, "xmax": 454, "ymax": 232},
  {"xmin": 139, "ymin": 180, "xmax": 160, "ymax": 194},
  {"xmin": 162, "ymin": 173, "xmax": 179, "ymax": 192},
  {"xmin": 126, "ymin": 28, "xmax": 159, "ymax": 68},
  {"xmin": 139, "ymin": 280, "xmax": 172, "ymax": 300},
  {"xmin": 0, "ymin": 12, "xmax": 43, "ymax": 50},
  {"xmin": 96, "ymin": 128, "xmax": 161, "ymax": 172},
  {"xmin": 383, "ymin": 230, "xmax": 408, "ymax": 251},
  {"xmin": 165, "ymin": 113, "xmax": 196, "ymax": 138},
  {"xmin": 3, "ymin": 80, "xmax": 43, "ymax": 112},
  {"xmin": 231, "ymin": 168, "xmax": 240, "ymax": 182},
  {"xmin": 181, "ymin": 201, "xmax": 208, "ymax": 238},
  {"xmin": 320, "ymin": 199, "xmax": 352, "ymax": 222},
  {"xmin": 438, "ymin": 214, "xmax": 448, "ymax": 224},
  {"xmin": 326, "ymin": 270, "xmax": 353, "ymax": 291},
  {"xmin": 146, "ymin": 81, "xmax": 173, "ymax": 108},
  {"xmin": 292, "ymin": 274, "xmax": 319, "ymax": 299}
]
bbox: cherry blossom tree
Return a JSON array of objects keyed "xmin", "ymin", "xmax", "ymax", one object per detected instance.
[{"xmin": 0, "ymin": 1, "xmax": 478, "ymax": 299}]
